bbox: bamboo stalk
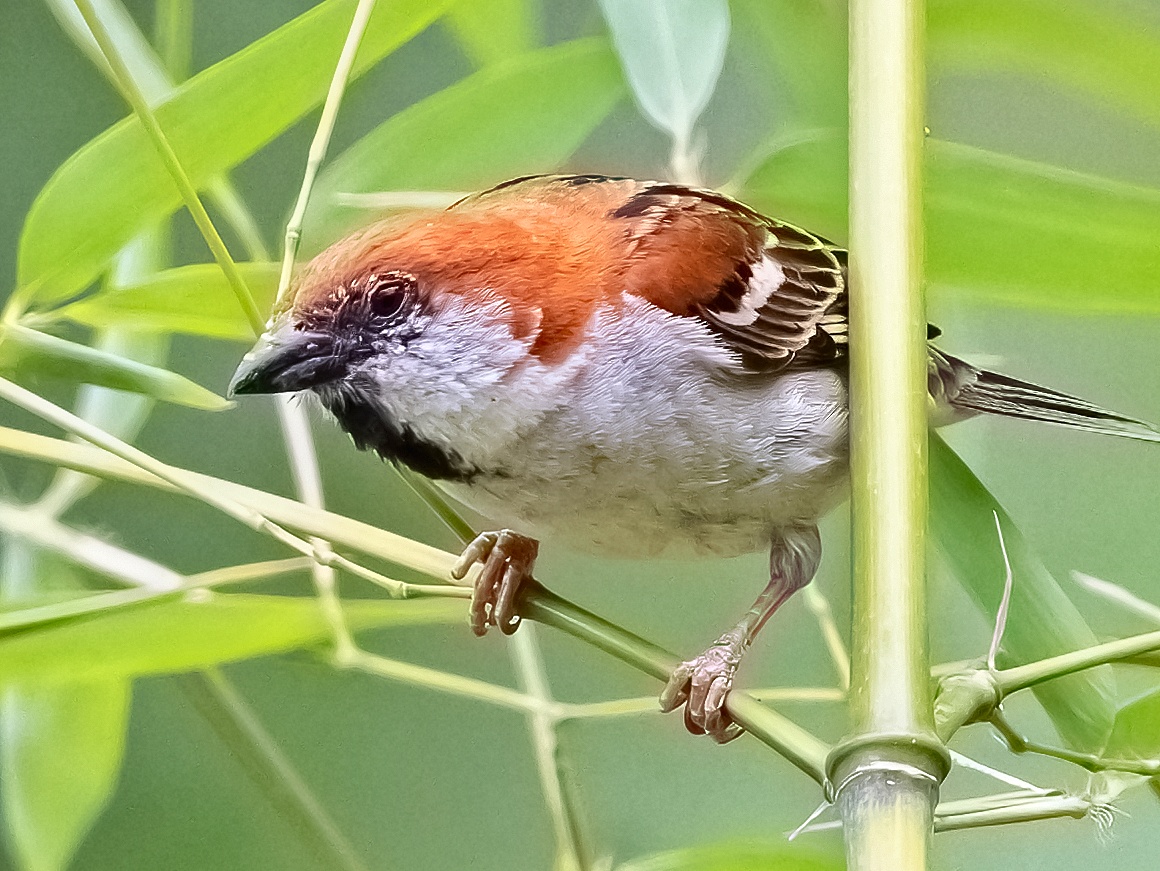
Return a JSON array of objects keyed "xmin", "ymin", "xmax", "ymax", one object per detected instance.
[{"xmin": 827, "ymin": 0, "xmax": 948, "ymax": 867}]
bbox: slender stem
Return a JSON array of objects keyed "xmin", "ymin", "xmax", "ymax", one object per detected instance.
[
  {"xmin": 0, "ymin": 381, "xmax": 463, "ymax": 600},
  {"xmin": 0, "ymin": 501, "xmax": 183, "ymax": 591},
  {"xmin": 830, "ymin": 0, "xmax": 944, "ymax": 866},
  {"xmin": 511, "ymin": 627, "xmax": 592, "ymax": 871},
  {"xmin": 934, "ymin": 796, "xmax": 1091, "ymax": 831},
  {"xmin": 802, "ymin": 584, "xmax": 851, "ymax": 690},
  {"xmin": 336, "ymin": 648, "xmax": 544, "ymax": 714},
  {"xmin": 523, "ymin": 584, "xmax": 832, "ymax": 782},
  {"xmin": 992, "ymin": 712, "xmax": 1160, "ymax": 777},
  {"xmin": 0, "ymin": 424, "xmax": 461, "ymax": 583},
  {"xmin": 0, "ymin": 557, "xmax": 310, "ymax": 633},
  {"xmin": 998, "ymin": 628, "xmax": 1160, "ymax": 694},
  {"xmin": 178, "ymin": 670, "xmax": 370, "ymax": 871},
  {"xmin": 274, "ymin": 0, "xmax": 379, "ymax": 312},
  {"xmin": 277, "ymin": 399, "xmax": 355, "ymax": 657},
  {"xmin": 73, "ymin": 0, "xmax": 263, "ymax": 335},
  {"xmin": 0, "ymin": 424, "xmax": 832, "ymax": 779}
]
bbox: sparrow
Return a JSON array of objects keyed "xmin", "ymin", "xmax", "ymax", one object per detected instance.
[{"xmin": 230, "ymin": 174, "xmax": 1159, "ymax": 744}]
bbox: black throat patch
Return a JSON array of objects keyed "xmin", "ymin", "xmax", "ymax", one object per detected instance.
[{"xmin": 317, "ymin": 388, "xmax": 478, "ymax": 482}]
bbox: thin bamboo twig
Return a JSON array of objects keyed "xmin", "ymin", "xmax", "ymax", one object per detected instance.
[
  {"xmin": 1072, "ymin": 571, "xmax": 1160, "ymax": 624},
  {"xmin": 278, "ymin": 399, "xmax": 355, "ymax": 657},
  {"xmin": 987, "ymin": 511, "xmax": 1015, "ymax": 672},
  {"xmin": 0, "ymin": 558, "xmax": 311, "ymax": 634},
  {"xmin": 997, "ymin": 628, "xmax": 1160, "ymax": 693},
  {"xmin": 274, "ymin": 0, "xmax": 378, "ymax": 312},
  {"xmin": 337, "ymin": 649, "xmax": 546, "ymax": 714},
  {"xmin": 178, "ymin": 670, "xmax": 371, "ymax": 871},
  {"xmin": 395, "ymin": 467, "xmax": 595, "ymax": 868},
  {"xmin": 0, "ymin": 424, "xmax": 460, "ymax": 582},
  {"xmin": 73, "ymin": 0, "xmax": 263, "ymax": 335},
  {"xmin": 558, "ymin": 687, "xmax": 845, "ymax": 721},
  {"xmin": 801, "ymin": 584, "xmax": 851, "ymax": 690},
  {"xmin": 991, "ymin": 712, "xmax": 1160, "ymax": 777},
  {"xmin": 0, "ymin": 424, "xmax": 833, "ymax": 779},
  {"xmin": 511, "ymin": 627, "xmax": 592, "ymax": 871},
  {"xmin": 0, "ymin": 501, "xmax": 182, "ymax": 591},
  {"xmin": 0, "ymin": 380, "xmax": 464, "ymax": 600}
]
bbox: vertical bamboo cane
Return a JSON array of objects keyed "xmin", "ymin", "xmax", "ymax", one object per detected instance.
[{"xmin": 827, "ymin": 0, "xmax": 949, "ymax": 867}]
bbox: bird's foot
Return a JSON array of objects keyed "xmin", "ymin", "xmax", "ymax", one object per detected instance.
[
  {"xmin": 659, "ymin": 631, "xmax": 747, "ymax": 744},
  {"xmin": 450, "ymin": 529, "xmax": 539, "ymax": 637}
]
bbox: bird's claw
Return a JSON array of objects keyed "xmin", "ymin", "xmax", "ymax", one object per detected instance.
[
  {"xmin": 659, "ymin": 637, "xmax": 746, "ymax": 744},
  {"xmin": 451, "ymin": 529, "xmax": 538, "ymax": 637}
]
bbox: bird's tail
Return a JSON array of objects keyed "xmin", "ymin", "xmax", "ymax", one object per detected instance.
[{"xmin": 930, "ymin": 349, "xmax": 1160, "ymax": 443}]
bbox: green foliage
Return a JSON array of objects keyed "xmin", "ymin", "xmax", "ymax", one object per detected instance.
[
  {"xmin": 16, "ymin": 0, "xmax": 446, "ymax": 308},
  {"xmin": 929, "ymin": 435, "xmax": 1115, "ymax": 749},
  {"xmin": 445, "ymin": 0, "xmax": 540, "ymax": 67},
  {"xmin": 597, "ymin": 0, "xmax": 730, "ymax": 148},
  {"xmin": 0, "ymin": 681, "xmax": 130, "ymax": 871},
  {"xmin": 1, "ymin": 0, "xmax": 1159, "ymax": 869},
  {"xmin": 305, "ymin": 38, "xmax": 626, "ymax": 246},
  {"xmin": 58, "ymin": 263, "xmax": 280, "ymax": 341},
  {"xmin": 0, "ymin": 593, "xmax": 461, "ymax": 686},
  {"xmin": 0, "ymin": 324, "xmax": 227, "ymax": 410}
]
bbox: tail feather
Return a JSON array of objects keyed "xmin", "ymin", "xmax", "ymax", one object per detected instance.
[{"xmin": 930, "ymin": 350, "xmax": 1160, "ymax": 443}]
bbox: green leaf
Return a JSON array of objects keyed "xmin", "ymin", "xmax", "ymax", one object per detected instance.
[
  {"xmin": 58, "ymin": 262, "xmax": 280, "ymax": 341},
  {"xmin": 929, "ymin": 434, "xmax": 1116, "ymax": 749},
  {"xmin": 616, "ymin": 840, "xmax": 843, "ymax": 871},
  {"xmin": 445, "ymin": 0, "xmax": 538, "ymax": 67},
  {"xmin": 1102, "ymin": 688, "xmax": 1160, "ymax": 761},
  {"xmin": 929, "ymin": 0, "xmax": 1160, "ymax": 130},
  {"xmin": 738, "ymin": 0, "xmax": 1160, "ymax": 135},
  {"xmin": 596, "ymin": 0, "xmax": 729, "ymax": 145},
  {"xmin": 306, "ymin": 38, "xmax": 625, "ymax": 246},
  {"xmin": 0, "ymin": 324, "xmax": 228, "ymax": 411},
  {"xmin": 1, "ymin": 681, "xmax": 130, "ymax": 871},
  {"xmin": 730, "ymin": 0, "xmax": 845, "ymax": 128},
  {"xmin": 0, "ymin": 593, "xmax": 463, "ymax": 686},
  {"xmin": 17, "ymin": 0, "xmax": 447, "ymax": 307},
  {"xmin": 738, "ymin": 135, "xmax": 1160, "ymax": 315}
]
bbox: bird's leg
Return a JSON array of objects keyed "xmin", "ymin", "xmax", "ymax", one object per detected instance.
[
  {"xmin": 450, "ymin": 529, "xmax": 539, "ymax": 637},
  {"xmin": 659, "ymin": 525, "xmax": 822, "ymax": 744}
]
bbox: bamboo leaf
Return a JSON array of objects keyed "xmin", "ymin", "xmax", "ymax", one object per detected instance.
[
  {"xmin": 58, "ymin": 262, "xmax": 280, "ymax": 341},
  {"xmin": 929, "ymin": 0, "xmax": 1160, "ymax": 130},
  {"xmin": 305, "ymin": 38, "xmax": 624, "ymax": 247},
  {"xmin": 738, "ymin": 135, "xmax": 1160, "ymax": 315},
  {"xmin": 0, "ymin": 681, "xmax": 130, "ymax": 871},
  {"xmin": 596, "ymin": 0, "xmax": 729, "ymax": 146},
  {"xmin": 0, "ymin": 593, "xmax": 462, "ymax": 686},
  {"xmin": 445, "ymin": 0, "xmax": 538, "ymax": 67},
  {"xmin": 1102, "ymin": 689, "xmax": 1160, "ymax": 760},
  {"xmin": 929, "ymin": 434, "xmax": 1116, "ymax": 749},
  {"xmin": 0, "ymin": 324, "xmax": 228, "ymax": 410},
  {"xmin": 729, "ymin": 0, "xmax": 845, "ymax": 128},
  {"xmin": 16, "ymin": 0, "xmax": 446, "ymax": 308},
  {"xmin": 616, "ymin": 841, "xmax": 843, "ymax": 871},
  {"xmin": 738, "ymin": 0, "xmax": 1160, "ymax": 134}
]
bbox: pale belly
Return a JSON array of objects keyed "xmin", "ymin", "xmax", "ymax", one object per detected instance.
[{"xmin": 438, "ymin": 365, "xmax": 851, "ymax": 559}]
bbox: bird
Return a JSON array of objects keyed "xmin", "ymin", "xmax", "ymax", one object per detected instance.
[{"xmin": 230, "ymin": 173, "xmax": 1159, "ymax": 744}]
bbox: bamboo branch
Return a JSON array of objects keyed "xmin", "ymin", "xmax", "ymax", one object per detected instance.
[
  {"xmin": 827, "ymin": 0, "xmax": 947, "ymax": 866},
  {"xmin": 73, "ymin": 0, "xmax": 263, "ymax": 335}
]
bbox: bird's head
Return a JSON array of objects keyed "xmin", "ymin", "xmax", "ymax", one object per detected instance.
[{"xmin": 227, "ymin": 205, "xmax": 575, "ymax": 480}]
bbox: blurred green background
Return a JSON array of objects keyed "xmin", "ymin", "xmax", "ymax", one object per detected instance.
[{"xmin": 2, "ymin": 0, "xmax": 1160, "ymax": 869}]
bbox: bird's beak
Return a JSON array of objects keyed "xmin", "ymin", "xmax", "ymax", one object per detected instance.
[{"xmin": 228, "ymin": 322, "xmax": 347, "ymax": 398}]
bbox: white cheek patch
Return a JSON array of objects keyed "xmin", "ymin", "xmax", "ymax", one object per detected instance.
[{"xmin": 710, "ymin": 254, "xmax": 786, "ymax": 327}]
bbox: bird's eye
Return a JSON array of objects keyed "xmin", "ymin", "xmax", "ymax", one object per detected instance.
[{"xmin": 363, "ymin": 274, "xmax": 411, "ymax": 321}]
